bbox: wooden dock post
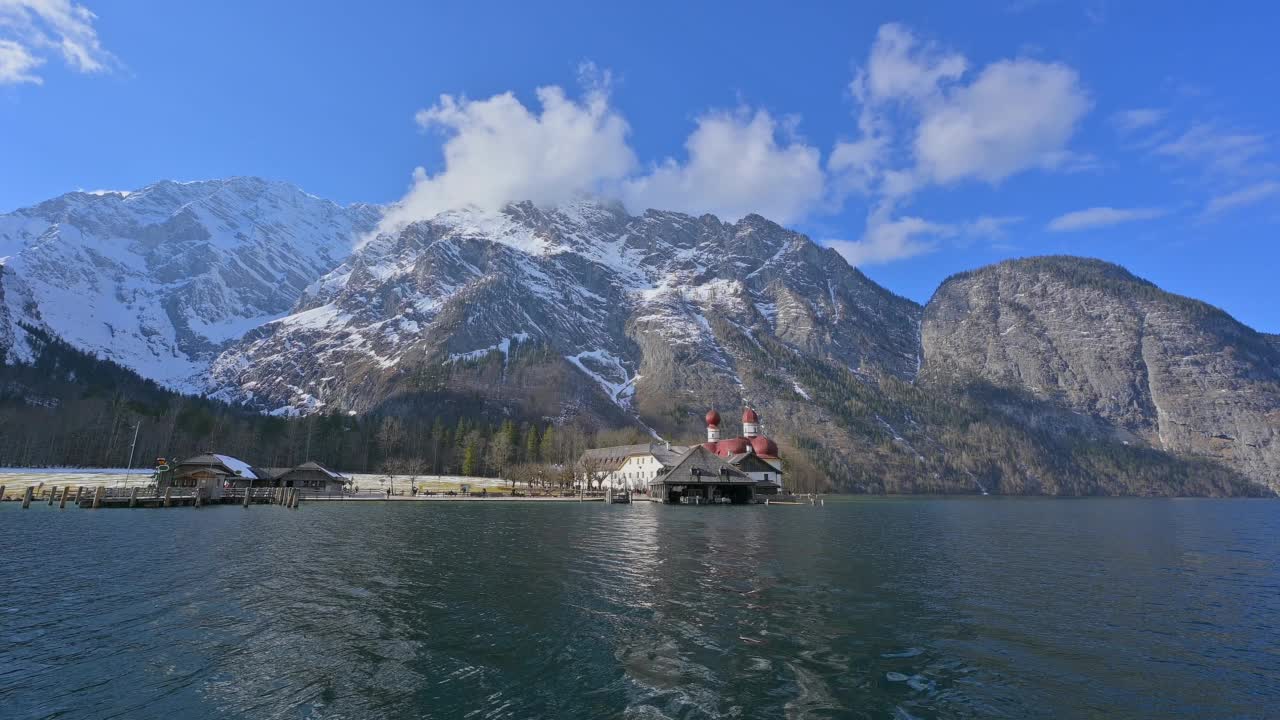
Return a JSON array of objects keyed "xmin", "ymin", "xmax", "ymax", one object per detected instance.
[
  {"xmin": 47, "ymin": 485, "xmax": 58, "ymax": 505},
  {"xmin": 59, "ymin": 487, "xmax": 70, "ymax": 509},
  {"xmin": 293, "ymin": 489, "xmax": 302, "ymax": 509},
  {"xmin": 0, "ymin": 485, "xmax": 5, "ymax": 502},
  {"xmin": 92, "ymin": 485, "xmax": 104, "ymax": 509},
  {"xmin": 243, "ymin": 487, "xmax": 252, "ymax": 508},
  {"xmin": 74, "ymin": 486, "xmax": 84, "ymax": 505},
  {"xmin": 163, "ymin": 487, "xmax": 172, "ymax": 508},
  {"xmin": 22, "ymin": 486, "xmax": 33, "ymax": 509},
  {"xmin": 194, "ymin": 489, "xmax": 203, "ymax": 508},
  {"xmin": 128, "ymin": 487, "xmax": 139, "ymax": 508}
]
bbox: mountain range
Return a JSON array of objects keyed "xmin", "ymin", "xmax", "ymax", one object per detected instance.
[{"xmin": 2, "ymin": 178, "xmax": 1276, "ymax": 495}]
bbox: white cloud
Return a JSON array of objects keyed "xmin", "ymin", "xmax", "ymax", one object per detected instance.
[
  {"xmin": 826, "ymin": 216, "xmax": 953, "ymax": 267},
  {"xmin": 1047, "ymin": 206, "xmax": 1168, "ymax": 232},
  {"xmin": 826, "ymin": 213, "xmax": 1025, "ymax": 266},
  {"xmin": 0, "ymin": 0, "xmax": 115, "ymax": 85},
  {"xmin": 1204, "ymin": 181, "xmax": 1280, "ymax": 216},
  {"xmin": 381, "ymin": 76, "xmax": 826, "ymax": 232},
  {"xmin": 1112, "ymin": 107, "xmax": 1165, "ymax": 132},
  {"xmin": 378, "ymin": 82, "xmax": 637, "ymax": 234},
  {"xmin": 857, "ymin": 23, "xmax": 966, "ymax": 104},
  {"xmin": 827, "ymin": 23, "xmax": 1089, "ymax": 264},
  {"xmin": 1155, "ymin": 123, "xmax": 1270, "ymax": 178},
  {"xmin": 964, "ymin": 215, "xmax": 1023, "ymax": 239},
  {"xmin": 0, "ymin": 37, "xmax": 41, "ymax": 83},
  {"xmin": 375, "ymin": 27, "xmax": 1090, "ymax": 265},
  {"xmin": 622, "ymin": 108, "xmax": 825, "ymax": 223},
  {"xmin": 914, "ymin": 59, "xmax": 1091, "ymax": 185}
]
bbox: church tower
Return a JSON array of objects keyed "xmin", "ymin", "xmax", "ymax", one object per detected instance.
[
  {"xmin": 742, "ymin": 407, "xmax": 760, "ymax": 437},
  {"xmin": 706, "ymin": 409, "xmax": 722, "ymax": 442}
]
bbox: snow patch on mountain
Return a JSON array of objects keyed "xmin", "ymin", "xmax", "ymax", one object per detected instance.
[{"xmin": 0, "ymin": 177, "xmax": 381, "ymax": 388}]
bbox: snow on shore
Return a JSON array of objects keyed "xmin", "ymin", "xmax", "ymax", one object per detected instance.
[{"xmin": 0, "ymin": 469, "xmax": 508, "ymax": 496}]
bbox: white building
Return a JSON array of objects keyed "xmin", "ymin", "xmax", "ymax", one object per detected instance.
[{"xmin": 579, "ymin": 407, "xmax": 783, "ymax": 494}]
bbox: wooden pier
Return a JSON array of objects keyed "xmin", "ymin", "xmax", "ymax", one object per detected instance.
[{"xmin": 3, "ymin": 485, "xmax": 307, "ymax": 509}]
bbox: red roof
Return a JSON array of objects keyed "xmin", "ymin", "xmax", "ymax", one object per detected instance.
[
  {"xmin": 742, "ymin": 407, "xmax": 759, "ymax": 423},
  {"xmin": 705, "ymin": 409, "xmax": 721, "ymax": 427},
  {"xmin": 751, "ymin": 435, "xmax": 778, "ymax": 458},
  {"xmin": 717, "ymin": 437, "xmax": 748, "ymax": 455}
]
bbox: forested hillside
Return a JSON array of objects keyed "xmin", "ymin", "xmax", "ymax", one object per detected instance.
[{"xmin": 0, "ymin": 326, "xmax": 614, "ymax": 477}]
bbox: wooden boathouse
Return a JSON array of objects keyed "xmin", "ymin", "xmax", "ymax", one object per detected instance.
[
  {"xmin": 158, "ymin": 454, "xmax": 348, "ymax": 501},
  {"xmin": 648, "ymin": 445, "xmax": 757, "ymax": 504}
]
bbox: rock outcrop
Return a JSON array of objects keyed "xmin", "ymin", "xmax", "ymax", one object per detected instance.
[
  {"xmin": 921, "ymin": 256, "xmax": 1280, "ymax": 492},
  {"xmin": 2, "ymin": 180, "xmax": 1276, "ymax": 495}
]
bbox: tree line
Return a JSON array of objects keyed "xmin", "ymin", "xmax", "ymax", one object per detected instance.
[{"xmin": 0, "ymin": 327, "xmax": 653, "ymax": 478}]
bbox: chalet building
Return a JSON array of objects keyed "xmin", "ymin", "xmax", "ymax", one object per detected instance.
[
  {"xmin": 163, "ymin": 453, "xmax": 259, "ymax": 500},
  {"xmin": 579, "ymin": 407, "xmax": 784, "ymax": 498},
  {"xmin": 160, "ymin": 454, "xmax": 347, "ymax": 498},
  {"xmin": 250, "ymin": 461, "xmax": 348, "ymax": 493},
  {"xmin": 579, "ymin": 442, "xmax": 689, "ymax": 490}
]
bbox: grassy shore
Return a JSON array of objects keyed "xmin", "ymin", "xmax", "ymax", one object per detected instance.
[{"xmin": 0, "ymin": 470, "xmax": 509, "ymax": 501}]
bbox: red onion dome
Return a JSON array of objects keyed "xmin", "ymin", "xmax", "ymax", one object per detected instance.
[
  {"xmin": 705, "ymin": 409, "xmax": 721, "ymax": 427},
  {"xmin": 742, "ymin": 407, "xmax": 760, "ymax": 423},
  {"xmin": 718, "ymin": 437, "xmax": 748, "ymax": 455},
  {"xmin": 751, "ymin": 435, "xmax": 778, "ymax": 457}
]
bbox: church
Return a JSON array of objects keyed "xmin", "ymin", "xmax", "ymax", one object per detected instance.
[{"xmin": 580, "ymin": 407, "xmax": 784, "ymax": 501}]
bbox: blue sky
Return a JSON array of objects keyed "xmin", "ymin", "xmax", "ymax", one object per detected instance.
[{"xmin": 2, "ymin": 1, "xmax": 1278, "ymax": 331}]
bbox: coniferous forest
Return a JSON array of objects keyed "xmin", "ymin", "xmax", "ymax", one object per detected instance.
[
  {"xmin": 0, "ymin": 327, "xmax": 638, "ymax": 477},
  {"xmin": 1, "ymin": 324, "xmax": 1266, "ymax": 496}
]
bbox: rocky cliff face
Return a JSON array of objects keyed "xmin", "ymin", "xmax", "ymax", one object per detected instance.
[
  {"xmin": 2, "ymin": 179, "xmax": 1275, "ymax": 495},
  {"xmin": 921, "ymin": 257, "xmax": 1280, "ymax": 492},
  {"xmin": 208, "ymin": 200, "xmax": 923, "ymax": 433},
  {"xmin": 0, "ymin": 178, "xmax": 380, "ymax": 388}
]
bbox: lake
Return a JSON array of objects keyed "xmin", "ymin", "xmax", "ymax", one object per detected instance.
[{"xmin": 2, "ymin": 498, "xmax": 1277, "ymax": 719}]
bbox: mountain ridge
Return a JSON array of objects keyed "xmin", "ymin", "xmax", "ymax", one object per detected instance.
[
  {"xmin": 0, "ymin": 177, "xmax": 381, "ymax": 388},
  {"xmin": 1, "ymin": 179, "xmax": 1276, "ymax": 495}
]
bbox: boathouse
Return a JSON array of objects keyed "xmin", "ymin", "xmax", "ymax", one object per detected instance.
[
  {"xmin": 648, "ymin": 445, "xmax": 756, "ymax": 504},
  {"xmin": 161, "ymin": 456, "xmax": 348, "ymax": 497},
  {"xmin": 264, "ymin": 461, "xmax": 347, "ymax": 494},
  {"xmin": 162, "ymin": 453, "xmax": 258, "ymax": 500}
]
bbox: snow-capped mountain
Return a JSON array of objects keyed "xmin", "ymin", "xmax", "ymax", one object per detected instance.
[
  {"xmin": 207, "ymin": 199, "xmax": 922, "ymax": 423},
  {"xmin": 0, "ymin": 178, "xmax": 380, "ymax": 388},
  {"xmin": 4, "ymin": 178, "xmax": 1277, "ymax": 494}
]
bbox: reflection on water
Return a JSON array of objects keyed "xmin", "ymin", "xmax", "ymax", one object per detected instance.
[{"xmin": 2, "ymin": 498, "xmax": 1278, "ymax": 719}]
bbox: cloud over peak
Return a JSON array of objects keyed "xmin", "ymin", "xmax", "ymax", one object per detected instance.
[
  {"xmin": 0, "ymin": 0, "xmax": 115, "ymax": 85},
  {"xmin": 828, "ymin": 23, "xmax": 1090, "ymax": 265},
  {"xmin": 380, "ymin": 83, "xmax": 636, "ymax": 234},
  {"xmin": 381, "ymin": 76, "xmax": 828, "ymax": 234},
  {"xmin": 378, "ymin": 23, "xmax": 1095, "ymax": 267},
  {"xmin": 622, "ymin": 108, "xmax": 825, "ymax": 224},
  {"xmin": 1047, "ymin": 206, "xmax": 1168, "ymax": 232}
]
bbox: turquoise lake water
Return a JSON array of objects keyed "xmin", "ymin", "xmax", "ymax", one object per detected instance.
[{"xmin": 2, "ymin": 498, "xmax": 1277, "ymax": 719}]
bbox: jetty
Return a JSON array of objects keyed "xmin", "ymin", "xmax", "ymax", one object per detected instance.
[{"xmin": 3, "ymin": 484, "xmax": 308, "ymax": 509}]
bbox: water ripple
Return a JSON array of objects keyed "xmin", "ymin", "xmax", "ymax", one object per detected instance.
[{"xmin": 1, "ymin": 498, "xmax": 1277, "ymax": 718}]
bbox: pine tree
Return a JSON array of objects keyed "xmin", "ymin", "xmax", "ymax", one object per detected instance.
[
  {"xmin": 525, "ymin": 425, "xmax": 540, "ymax": 462},
  {"xmin": 539, "ymin": 425, "xmax": 556, "ymax": 464},
  {"xmin": 462, "ymin": 442, "xmax": 477, "ymax": 477}
]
